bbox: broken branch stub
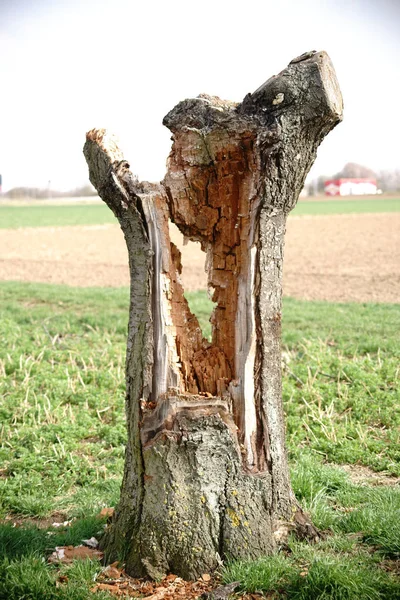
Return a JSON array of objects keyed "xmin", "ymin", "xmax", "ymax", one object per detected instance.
[{"xmin": 83, "ymin": 50, "xmax": 342, "ymax": 580}]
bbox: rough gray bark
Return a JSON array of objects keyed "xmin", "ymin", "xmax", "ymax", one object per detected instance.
[{"xmin": 83, "ymin": 50, "xmax": 343, "ymax": 580}]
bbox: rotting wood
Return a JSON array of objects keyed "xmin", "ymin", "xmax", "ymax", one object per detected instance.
[{"xmin": 83, "ymin": 50, "xmax": 343, "ymax": 580}]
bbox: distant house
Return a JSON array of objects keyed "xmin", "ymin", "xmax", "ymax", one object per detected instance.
[{"xmin": 324, "ymin": 178, "xmax": 377, "ymax": 196}]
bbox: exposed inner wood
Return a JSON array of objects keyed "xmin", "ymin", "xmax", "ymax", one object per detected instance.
[
  {"xmin": 137, "ymin": 184, "xmax": 233, "ymax": 401},
  {"xmin": 83, "ymin": 51, "xmax": 343, "ymax": 578},
  {"xmin": 132, "ymin": 106, "xmax": 263, "ymax": 470},
  {"xmin": 84, "ymin": 51, "xmax": 343, "ymax": 475},
  {"xmin": 162, "ymin": 113, "xmax": 262, "ymax": 469}
]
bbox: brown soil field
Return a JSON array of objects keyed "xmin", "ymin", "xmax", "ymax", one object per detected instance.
[{"xmin": 0, "ymin": 213, "xmax": 399, "ymax": 303}]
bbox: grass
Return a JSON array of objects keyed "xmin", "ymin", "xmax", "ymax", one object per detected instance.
[
  {"xmin": 0, "ymin": 283, "xmax": 128, "ymax": 521},
  {"xmin": 223, "ymin": 545, "xmax": 400, "ymax": 599},
  {"xmin": 0, "ymin": 517, "xmax": 106, "ymax": 561},
  {"xmin": 0, "ymin": 204, "xmax": 114, "ymax": 228},
  {"xmin": 281, "ymin": 299, "xmax": 400, "ymax": 475},
  {"xmin": 292, "ymin": 197, "xmax": 400, "ymax": 216},
  {"xmin": 0, "ymin": 554, "xmax": 110, "ymax": 600},
  {"xmin": 0, "ymin": 282, "xmax": 399, "ymax": 598},
  {"xmin": 0, "ymin": 197, "xmax": 399, "ymax": 229}
]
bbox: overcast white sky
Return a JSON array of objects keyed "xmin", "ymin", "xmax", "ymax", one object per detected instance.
[{"xmin": 0, "ymin": 0, "xmax": 399, "ymax": 191}]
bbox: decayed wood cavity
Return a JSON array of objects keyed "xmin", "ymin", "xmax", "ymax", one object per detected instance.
[
  {"xmin": 84, "ymin": 51, "xmax": 343, "ymax": 472},
  {"xmin": 137, "ymin": 186, "xmax": 232, "ymax": 401},
  {"xmin": 162, "ymin": 99, "xmax": 262, "ymax": 467},
  {"xmin": 160, "ymin": 52, "xmax": 343, "ymax": 470}
]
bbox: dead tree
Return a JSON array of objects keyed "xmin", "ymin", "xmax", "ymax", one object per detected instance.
[{"xmin": 83, "ymin": 50, "xmax": 343, "ymax": 580}]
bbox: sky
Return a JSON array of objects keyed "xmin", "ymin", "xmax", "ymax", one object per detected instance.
[{"xmin": 0, "ymin": 0, "xmax": 399, "ymax": 192}]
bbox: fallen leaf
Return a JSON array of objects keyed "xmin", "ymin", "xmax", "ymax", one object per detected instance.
[
  {"xmin": 102, "ymin": 565, "xmax": 122, "ymax": 579},
  {"xmin": 48, "ymin": 545, "xmax": 104, "ymax": 564},
  {"xmin": 98, "ymin": 507, "xmax": 114, "ymax": 519},
  {"xmin": 90, "ymin": 568, "xmax": 216, "ymax": 600},
  {"xmin": 91, "ymin": 583, "xmax": 126, "ymax": 596},
  {"xmin": 140, "ymin": 582, "xmax": 156, "ymax": 594},
  {"xmin": 145, "ymin": 588, "xmax": 171, "ymax": 600}
]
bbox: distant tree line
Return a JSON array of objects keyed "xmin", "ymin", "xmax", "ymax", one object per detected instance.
[
  {"xmin": 2, "ymin": 183, "xmax": 97, "ymax": 199},
  {"xmin": 307, "ymin": 163, "xmax": 400, "ymax": 195}
]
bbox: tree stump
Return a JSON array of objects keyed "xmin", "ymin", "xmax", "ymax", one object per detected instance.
[{"xmin": 83, "ymin": 50, "xmax": 343, "ymax": 580}]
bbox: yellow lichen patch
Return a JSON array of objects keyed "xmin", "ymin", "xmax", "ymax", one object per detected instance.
[
  {"xmin": 243, "ymin": 521, "xmax": 252, "ymax": 532},
  {"xmin": 227, "ymin": 508, "xmax": 241, "ymax": 528}
]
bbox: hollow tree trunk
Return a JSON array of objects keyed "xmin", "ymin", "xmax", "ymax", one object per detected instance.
[{"xmin": 83, "ymin": 50, "xmax": 343, "ymax": 580}]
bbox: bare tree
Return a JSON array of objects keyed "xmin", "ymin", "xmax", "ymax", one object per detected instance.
[
  {"xmin": 83, "ymin": 50, "xmax": 343, "ymax": 580},
  {"xmin": 333, "ymin": 162, "xmax": 376, "ymax": 179},
  {"xmin": 377, "ymin": 169, "xmax": 400, "ymax": 192}
]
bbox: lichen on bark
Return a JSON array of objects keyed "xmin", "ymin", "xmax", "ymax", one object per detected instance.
[{"xmin": 83, "ymin": 50, "xmax": 343, "ymax": 580}]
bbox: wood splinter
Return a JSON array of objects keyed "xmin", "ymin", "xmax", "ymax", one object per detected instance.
[{"xmin": 83, "ymin": 50, "xmax": 343, "ymax": 580}]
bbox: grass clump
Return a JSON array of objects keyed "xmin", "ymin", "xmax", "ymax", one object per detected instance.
[
  {"xmin": 0, "ymin": 555, "xmax": 56, "ymax": 600},
  {"xmin": 286, "ymin": 552, "xmax": 399, "ymax": 600},
  {"xmin": 290, "ymin": 455, "xmax": 350, "ymax": 530},
  {"xmin": 0, "ymin": 554, "xmax": 110, "ymax": 600},
  {"xmin": 0, "ymin": 519, "xmax": 109, "ymax": 600},
  {"xmin": 223, "ymin": 549, "xmax": 400, "ymax": 599},
  {"xmin": 0, "ymin": 524, "xmax": 49, "ymax": 560},
  {"xmin": 337, "ymin": 487, "xmax": 400, "ymax": 558},
  {"xmin": 290, "ymin": 455, "xmax": 400, "ymax": 558},
  {"xmin": 223, "ymin": 553, "xmax": 298, "ymax": 594}
]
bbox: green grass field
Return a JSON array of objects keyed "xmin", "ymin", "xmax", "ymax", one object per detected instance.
[
  {"xmin": 292, "ymin": 197, "xmax": 400, "ymax": 215},
  {"xmin": 0, "ymin": 204, "xmax": 114, "ymax": 229},
  {"xmin": 0, "ymin": 281, "xmax": 399, "ymax": 598},
  {"xmin": 0, "ymin": 197, "xmax": 399, "ymax": 228}
]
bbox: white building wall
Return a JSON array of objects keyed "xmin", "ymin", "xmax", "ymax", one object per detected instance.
[{"xmin": 339, "ymin": 182, "xmax": 377, "ymax": 195}]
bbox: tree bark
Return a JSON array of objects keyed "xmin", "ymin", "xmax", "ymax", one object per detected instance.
[{"xmin": 83, "ymin": 50, "xmax": 343, "ymax": 580}]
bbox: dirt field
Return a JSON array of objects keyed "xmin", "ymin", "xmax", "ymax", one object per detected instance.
[{"xmin": 0, "ymin": 213, "xmax": 399, "ymax": 303}]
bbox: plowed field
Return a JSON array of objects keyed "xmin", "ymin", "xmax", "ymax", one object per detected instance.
[{"xmin": 0, "ymin": 213, "xmax": 399, "ymax": 303}]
